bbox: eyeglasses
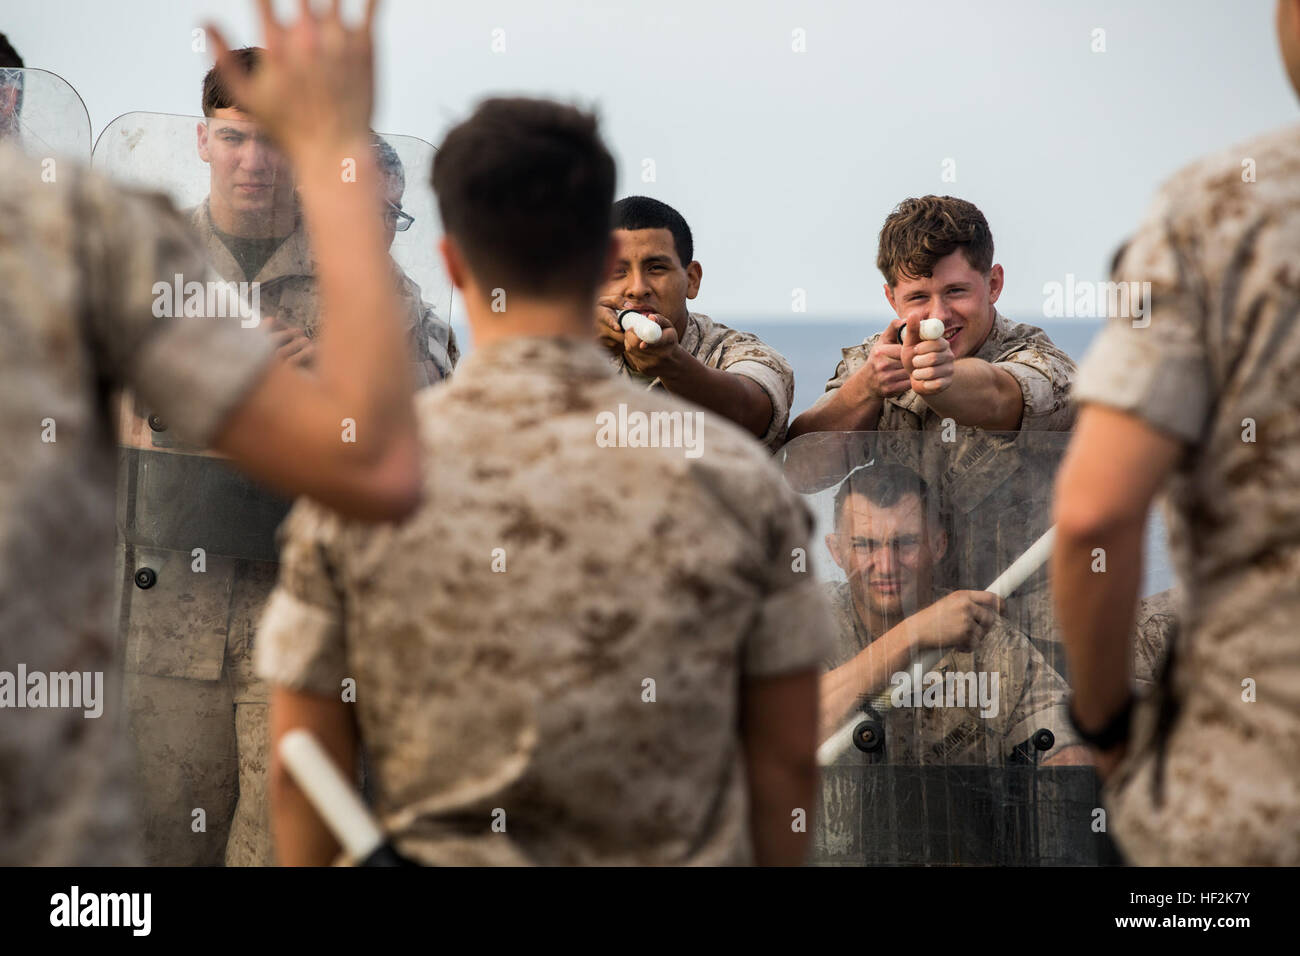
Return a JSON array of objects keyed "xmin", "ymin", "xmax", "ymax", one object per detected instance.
[{"xmin": 384, "ymin": 200, "xmax": 414, "ymax": 232}]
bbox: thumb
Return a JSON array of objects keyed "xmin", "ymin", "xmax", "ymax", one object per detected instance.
[
  {"xmin": 880, "ymin": 317, "xmax": 904, "ymax": 345},
  {"xmin": 901, "ymin": 314, "xmax": 921, "ymax": 348}
]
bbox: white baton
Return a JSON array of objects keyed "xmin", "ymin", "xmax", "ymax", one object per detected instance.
[{"xmin": 279, "ymin": 728, "xmax": 386, "ymax": 862}]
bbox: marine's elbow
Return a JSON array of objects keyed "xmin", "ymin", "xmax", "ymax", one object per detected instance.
[{"xmin": 365, "ymin": 435, "xmax": 424, "ymax": 521}]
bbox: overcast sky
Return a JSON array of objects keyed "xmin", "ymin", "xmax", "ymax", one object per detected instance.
[{"xmin": 7, "ymin": 0, "xmax": 1294, "ymax": 325}]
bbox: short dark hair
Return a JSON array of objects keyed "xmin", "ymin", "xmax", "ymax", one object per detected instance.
[
  {"xmin": 876, "ymin": 195, "xmax": 994, "ymax": 287},
  {"xmin": 0, "ymin": 33, "xmax": 22, "ymax": 69},
  {"xmin": 372, "ymin": 133, "xmax": 404, "ymax": 193},
  {"xmin": 833, "ymin": 462, "xmax": 936, "ymax": 533},
  {"xmin": 201, "ymin": 47, "xmax": 262, "ymax": 116},
  {"xmin": 432, "ymin": 97, "xmax": 616, "ymax": 299},
  {"xmin": 612, "ymin": 195, "xmax": 693, "ymax": 268}
]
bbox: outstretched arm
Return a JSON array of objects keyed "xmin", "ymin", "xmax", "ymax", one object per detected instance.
[{"xmin": 204, "ymin": 0, "xmax": 421, "ymax": 521}]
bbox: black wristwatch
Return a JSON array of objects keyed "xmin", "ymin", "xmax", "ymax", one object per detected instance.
[{"xmin": 1068, "ymin": 694, "xmax": 1135, "ymax": 751}]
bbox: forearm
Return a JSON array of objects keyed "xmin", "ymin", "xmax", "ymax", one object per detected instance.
[
  {"xmin": 212, "ymin": 148, "xmax": 423, "ymax": 518},
  {"xmin": 746, "ymin": 755, "xmax": 816, "ymax": 865},
  {"xmin": 271, "ymin": 763, "xmax": 343, "ymax": 866},
  {"xmin": 788, "ymin": 379, "xmax": 883, "ymax": 439},
  {"xmin": 741, "ymin": 670, "xmax": 818, "ymax": 866},
  {"xmin": 295, "ymin": 145, "xmax": 417, "ymax": 456},
  {"xmin": 818, "ymin": 627, "xmax": 916, "ymax": 741},
  {"xmin": 656, "ymin": 349, "xmax": 773, "ymax": 438},
  {"xmin": 1052, "ymin": 520, "xmax": 1143, "ymax": 728},
  {"xmin": 269, "ymin": 688, "xmax": 360, "ymax": 866},
  {"xmin": 923, "ymin": 359, "xmax": 1022, "ymax": 430}
]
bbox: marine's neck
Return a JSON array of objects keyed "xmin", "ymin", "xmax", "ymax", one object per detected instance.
[
  {"xmin": 208, "ymin": 195, "xmax": 297, "ymax": 240},
  {"xmin": 466, "ymin": 299, "xmax": 591, "ymax": 348}
]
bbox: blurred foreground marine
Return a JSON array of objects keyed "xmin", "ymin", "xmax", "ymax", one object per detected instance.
[
  {"xmin": 1, "ymin": 0, "xmax": 422, "ymax": 866},
  {"xmin": 0, "ymin": 133, "xmax": 418, "ymax": 867},
  {"xmin": 0, "ymin": 149, "xmax": 274, "ymax": 866},
  {"xmin": 118, "ymin": 48, "xmax": 450, "ymax": 866},
  {"xmin": 257, "ymin": 98, "xmax": 834, "ymax": 866},
  {"xmin": 1053, "ymin": 0, "xmax": 1300, "ymax": 866},
  {"xmin": 595, "ymin": 196, "xmax": 794, "ymax": 452}
]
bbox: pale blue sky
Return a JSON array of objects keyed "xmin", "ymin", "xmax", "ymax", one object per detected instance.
[{"xmin": 7, "ymin": 0, "xmax": 1294, "ymax": 326}]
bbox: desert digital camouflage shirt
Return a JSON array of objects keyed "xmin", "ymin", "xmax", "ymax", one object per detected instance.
[
  {"xmin": 0, "ymin": 149, "xmax": 275, "ymax": 864},
  {"xmin": 257, "ymin": 335, "xmax": 833, "ymax": 865},
  {"xmin": 190, "ymin": 199, "xmax": 458, "ymax": 385},
  {"xmin": 816, "ymin": 312, "xmax": 1077, "ymax": 431},
  {"xmin": 613, "ymin": 311, "xmax": 794, "ymax": 452},
  {"xmin": 1073, "ymin": 123, "xmax": 1300, "ymax": 866},
  {"xmin": 820, "ymin": 581, "xmax": 1077, "ymax": 766}
]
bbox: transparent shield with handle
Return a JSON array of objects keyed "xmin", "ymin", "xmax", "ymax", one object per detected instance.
[{"xmin": 780, "ymin": 428, "xmax": 1175, "ymax": 865}]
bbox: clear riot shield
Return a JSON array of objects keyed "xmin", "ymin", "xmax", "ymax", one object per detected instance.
[
  {"xmin": 780, "ymin": 429, "xmax": 1176, "ymax": 866},
  {"xmin": 93, "ymin": 111, "xmax": 452, "ymax": 864},
  {"xmin": 0, "ymin": 68, "xmax": 91, "ymax": 160}
]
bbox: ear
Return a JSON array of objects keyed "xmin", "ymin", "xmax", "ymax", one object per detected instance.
[
  {"xmin": 930, "ymin": 526, "xmax": 948, "ymax": 562},
  {"xmin": 987, "ymin": 264, "xmax": 1004, "ymax": 305},
  {"xmin": 685, "ymin": 260, "xmax": 702, "ymax": 299},
  {"xmin": 439, "ymin": 236, "xmax": 466, "ymax": 292},
  {"xmin": 825, "ymin": 531, "xmax": 847, "ymax": 572},
  {"xmin": 884, "ymin": 282, "xmax": 898, "ymax": 315},
  {"xmin": 196, "ymin": 121, "xmax": 211, "ymax": 164}
]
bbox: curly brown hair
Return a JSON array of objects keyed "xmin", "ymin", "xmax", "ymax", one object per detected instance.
[{"xmin": 876, "ymin": 195, "xmax": 994, "ymax": 287}]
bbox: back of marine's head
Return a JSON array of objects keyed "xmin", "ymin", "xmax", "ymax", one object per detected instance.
[{"xmin": 432, "ymin": 97, "xmax": 616, "ymax": 307}]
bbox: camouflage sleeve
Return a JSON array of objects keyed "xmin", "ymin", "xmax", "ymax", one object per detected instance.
[
  {"xmin": 1071, "ymin": 184, "xmax": 1211, "ymax": 444},
  {"xmin": 411, "ymin": 301, "xmax": 456, "ymax": 384},
  {"xmin": 978, "ymin": 622, "xmax": 1079, "ymax": 758},
  {"xmin": 743, "ymin": 478, "xmax": 837, "ymax": 676},
  {"xmin": 991, "ymin": 338, "xmax": 1078, "ymax": 431},
  {"xmin": 78, "ymin": 172, "xmax": 275, "ymax": 446},
  {"xmin": 1133, "ymin": 588, "xmax": 1178, "ymax": 689},
  {"xmin": 712, "ymin": 330, "xmax": 794, "ymax": 451},
  {"xmin": 254, "ymin": 500, "xmax": 348, "ymax": 696},
  {"xmin": 446, "ymin": 322, "xmax": 461, "ymax": 369},
  {"xmin": 816, "ymin": 339, "xmax": 874, "ymax": 407}
]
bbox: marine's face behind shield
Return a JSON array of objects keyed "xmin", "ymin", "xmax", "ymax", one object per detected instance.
[
  {"xmin": 196, "ymin": 108, "xmax": 296, "ymax": 235},
  {"xmin": 825, "ymin": 490, "xmax": 947, "ymax": 622}
]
